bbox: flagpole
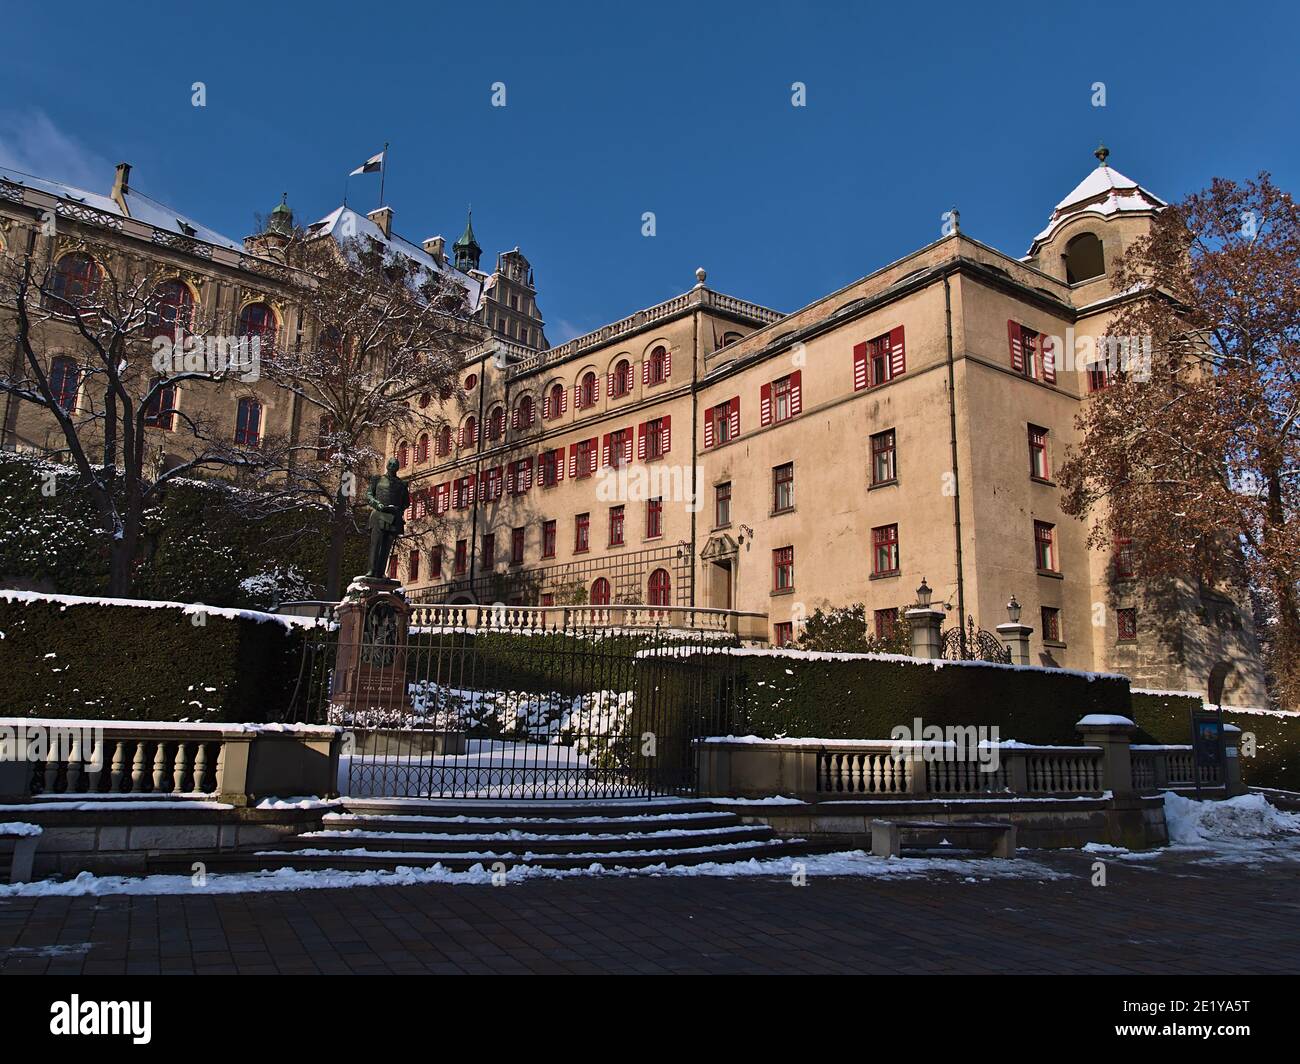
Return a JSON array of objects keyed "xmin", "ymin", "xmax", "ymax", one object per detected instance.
[{"xmin": 378, "ymin": 141, "xmax": 389, "ymax": 208}]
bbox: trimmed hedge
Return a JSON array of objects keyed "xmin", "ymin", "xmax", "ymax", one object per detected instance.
[
  {"xmin": 0, "ymin": 594, "xmax": 310, "ymax": 722},
  {"xmin": 663, "ymin": 650, "xmax": 1133, "ymax": 745},
  {"xmin": 1130, "ymin": 690, "xmax": 1299, "ymax": 791}
]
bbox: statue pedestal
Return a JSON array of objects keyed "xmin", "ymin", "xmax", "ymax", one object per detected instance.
[{"xmin": 329, "ymin": 576, "xmax": 412, "ymax": 723}]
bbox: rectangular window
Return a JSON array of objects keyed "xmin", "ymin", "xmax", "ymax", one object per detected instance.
[
  {"xmin": 408, "ymin": 549, "xmax": 420, "ymax": 583},
  {"xmin": 646, "ymin": 497, "xmax": 663, "ymax": 539},
  {"xmin": 575, "ymin": 512, "xmax": 590, "ymax": 553},
  {"xmin": 542, "ymin": 520, "xmax": 556, "ymax": 559},
  {"xmin": 705, "ymin": 398, "xmax": 739, "ymax": 448},
  {"xmin": 715, "ymin": 482, "xmax": 731, "ymax": 527},
  {"xmin": 1029, "ymin": 425, "xmax": 1050, "ymax": 480},
  {"xmin": 773, "ymin": 545, "xmax": 794, "ymax": 592},
  {"xmin": 874, "ymin": 607, "xmax": 899, "ymax": 641},
  {"xmin": 1117, "ymin": 607, "xmax": 1138, "ymax": 641},
  {"xmin": 646, "ymin": 417, "xmax": 666, "ymax": 459},
  {"xmin": 540, "ymin": 592, "xmax": 555, "ymax": 607},
  {"xmin": 872, "ymin": 524, "xmax": 900, "ymax": 575},
  {"xmin": 454, "ymin": 539, "xmax": 468, "ymax": 575},
  {"xmin": 482, "ymin": 533, "xmax": 496, "ymax": 570},
  {"xmin": 1017, "ymin": 323, "xmax": 1038, "ymax": 379},
  {"xmin": 870, "ymin": 334, "xmax": 890, "ymax": 387},
  {"xmin": 576, "ymin": 438, "xmax": 595, "ymax": 478},
  {"xmin": 609, "ymin": 505, "xmax": 624, "ymax": 547},
  {"xmin": 1041, "ymin": 606, "xmax": 1062, "ymax": 643},
  {"xmin": 431, "ymin": 545, "xmax": 443, "ymax": 579},
  {"xmin": 1034, "ymin": 521, "xmax": 1057, "ymax": 572},
  {"xmin": 773, "ymin": 462, "xmax": 794, "ymax": 513},
  {"xmin": 1114, "ymin": 535, "xmax": 1135, "ymax": 581},
  {"xmin": 1087, "ymin": 362, "xmax": 1110, "ymax": 392},
  {"xmin": 773, "ymin": 376, "xmax": 792, "ymax": 422},
  {"xmin": 870, "ymin": 429, "xmax": 896, "ymax": 485},
  {"xmin": 511, "ymin": 527, "xmax": 525, "ymax": 566},
  {"xmin": 773, "ymin": 621, "xmax": 794, "ymax": 647},
  {"xmin": 609, "ymin": 427, "xmax": 630, "ymax": 468},
  {"xmin": 541, "ymin": 449, "xmax": 559, "ymax": 487}
]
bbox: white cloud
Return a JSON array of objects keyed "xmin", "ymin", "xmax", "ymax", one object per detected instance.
[{"xmin": 0, "ymin": 109, "xmax": 112, "ymax": 192}]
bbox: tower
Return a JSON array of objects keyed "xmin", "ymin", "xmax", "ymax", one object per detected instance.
[{"xmin": 453, "ymin": 208, "xmax": 481, "ymax": 273}]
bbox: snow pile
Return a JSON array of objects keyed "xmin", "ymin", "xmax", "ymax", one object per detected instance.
[
  {"xmin": 1164, "ymin": 791, "xmax": 1300, "ymax": 847},
  {"xmin": 0, "ymin": 822, "xmax": 42, "ymax": 837}
]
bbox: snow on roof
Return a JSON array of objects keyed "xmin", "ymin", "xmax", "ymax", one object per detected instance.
[
  {"xmin": 1031, "ymin": 165, "xmax": 1166, "ymax": 249},
  {"xmin": 0, "ymin": 166, "xmax": 244, "ymax": 252},
  {"xmin": 309, "ymin": 205, "xmax": 483, "ymax": 309}
]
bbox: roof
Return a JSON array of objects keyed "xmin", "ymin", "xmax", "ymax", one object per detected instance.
[
  {"xmin": 1030, "ymin": 162, "xmax": 1166, "ymax": 250},
  {"xmin": 453, "ymin": 210, "xmax": 479, "ymax": 250},
  {"xmin": 308, "ymin": 205, "xmax": 484, "ymax": 308},
  {"xmin": 0, "ymin": 166, "xmax": 245, "ymax": 251}
]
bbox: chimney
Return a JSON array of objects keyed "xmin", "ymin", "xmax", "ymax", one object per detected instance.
[
  {"xmin": 423, "ymin": 235, "xmax": 446, "ymax": 264},
  {"xmin": 111, "ymin": 162, "xmax": 132, "ymax": 213},
  {"xmin": 367, "ymin": 206, "xmax": 394, "ymax": 239}
]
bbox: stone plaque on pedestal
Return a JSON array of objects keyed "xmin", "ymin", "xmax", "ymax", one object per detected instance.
[{"xmin": 330, "ymin": 576, "xmax": 412, "ymax": 722}]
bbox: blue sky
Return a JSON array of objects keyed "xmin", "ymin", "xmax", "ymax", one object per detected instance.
[{"xmin": 1, "ymin": 0, "xmax": 1296, "ymax": 341}]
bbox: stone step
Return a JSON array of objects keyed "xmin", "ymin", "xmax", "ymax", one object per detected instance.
[
  {"xmin": 320, "ymin": 810, "xmax": 744, "ymax": 835},
  {"xmin": 336, "ymin": 797, "xmax": 723, "ymax": 820},
  {"xmin": 286, "ymin": 823, "xmax": 774, "ymax": 854},
  {"xmin": 155, "ymin": 837, "xmax": 822, "ymax": 874}
]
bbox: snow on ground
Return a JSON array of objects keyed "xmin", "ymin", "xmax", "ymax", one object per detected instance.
[
  {"xmin": 1159, "ymin": 791, "xmax": 1300, "ymax": 865},
  {"xmin": 0, "ymin": 851, "xmax": 1068, "ymax": 898}
]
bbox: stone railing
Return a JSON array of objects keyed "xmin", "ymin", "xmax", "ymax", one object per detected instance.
[
  {"xmin": 0, "ymin": 719, "xmax": 341, "ymax": 806},
  {"xmin": 704, "ymin": 739, "xmax": 1106, "ymax": 801},
  {"xmin": 405, "ymin": 602, "xmax": 769, "ymax": 640},
  {"xmin": 1131, "ymin": 745, "xmax": 1223, "ymax": 792}
]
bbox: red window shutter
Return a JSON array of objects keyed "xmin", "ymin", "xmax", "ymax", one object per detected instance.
[
  {"xmin": 1040, "ymin": 332, "xmax": 1056, "ymax": 384},
  {"xmin": 561, "ymin": 389, "xmax": 567, "ymax": 413},
  {"xmin": 569, "ymin": 443, "xmax": 578, "ymax": 478},
  {"xmin": 542, "ymin": 393, "xmax": 551, "ymax": 419},
  {"xmin": 853, "ymin": 341, "xmax": 868, "ymax": 391},
  {"xmin": 730, "ymin": 396, "xmax": 740, "ymax": 437},
  {"xmin": 1008, "ymin": 320, "xmax": 1024, "ymax": 373},
  {"xmin": 511, "ymin": 405, "xmax": 519, "ymax": 429},
  {"xmin": 623, "ymin": 430, "xmax": 633, "ymax": 464},
  {"xmin": 642, "ymin": 360, "xmax": 650, "ymax": 386},
  {"xmin": 661, "ymin": 415, "xmax": 671, "ymax": 454},
  {"xmin": 704, "ymin": 408, "xmax": 714, "ymax": 449},
  {"xmin": 625, "ymin": 362, "xmax": 634, "ymax": 393},
  {"xmin": 637, "ymin": 422, "xmax": 647, "ymax": 460},
  {"xmin": 524, "ymin": 457, "xmax": 533, "ymax": 490},
  {"xmin": 467, "ymin": 473, "xmax": 476, "ymax": 502},
  {"xmin": 588, "ymin": 438, "xmax": 598, "ymax": 475},
  {"xmin": 607, "ymin": 372, "xmax": 614, "ymax": 398},
  {"xmin": 555, "ymin": 447, "xmax": 565, "ymax": 481},
  {"xmin": 602, "ymin": 433, "xmax": 611, "ymax": 466},
  {"xmin": 664, "ymin": 348, "xmax": 671, "ymax": 379},
  {"xmin": 889, "ymin": 326, "xmax": 906, "ymax": 378},
  {"xmin": 572, "ymin": 384, "xmax": 580, "ymax": 410},
  {"xmin": 790, "ymin": 371, "xmax": 802, "ymax": 416},
  {"xmin": 760, "ymin": 382, "xmax": 772, "ymax": 426}
]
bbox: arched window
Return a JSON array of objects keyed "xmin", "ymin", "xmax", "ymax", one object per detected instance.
[
  {"xmin": 397, "ymin": 441, "xmax": 410, "ymax": 469},
  {"xmin": 1065, "ymin": 232, "xmax": 1105, "ymax": 284},
  {"xmin": 49, "ymin": 356, "xmax": 80, "ymax": 413},
  {"xmin": 648, "ymin": 346, "xmax": 668, "ymax": 385},
  {"xmin": 48, "ymin": 253, "xmax": 101, "ymax": 314},
  {"xmin": 464, "ymin": 373, "xmax": 478, "ymax": 391},
  {"xmin": 720, "ymin": 331, "xmax": 743, "ymax": 348},
  {"xmin": 461, "ymin": 416, "xmax": 477, "ymax": 449},
  {"xmin": 234, "ymin": 397, "xmax": 262, "ymax": 446},
  {"xmin": 579, "ymin": 371, "xmax": 597, "ymax": 409},
  {"xmin": 437, "ymin": 424, "xmax": 452, "ymax": 456},
  {"xmin": 648, "ymin": 568, "xmax": 670, "ymax": 607},
  {"xmin": 416, "ymin": 433, "xmax": 430, "ymax": 463},
  {"xmin": 144, "ymin": 377, "xmax": 176, "ymax": 430},
  {"xmin": 487, "ymin": 405, "xmax": 505, "ymax": 441},
  {"xmin": 418, "ymin": 392, "xmax": 432, "ymax": 409},
  {"xmin": 151, "ymin": 280, "xmax": 194, "ymax": 341},
  {"xmin": 591, "ymin": 577, "xmax": 611, "ymax": 605},
  {"xmin": 237, "ymin": 301, "xmax": 278, "ymax": 353},
  {"xmin": 612, "ymin": 359, "xmax": 631, "ymax": 397},
  {"xmin": 516, "ymin": 394, "xmax": 534, "ymax": 428},
  {"xmin": 547, "ymin": 382, "xmax": 564, "ymax": 419}
]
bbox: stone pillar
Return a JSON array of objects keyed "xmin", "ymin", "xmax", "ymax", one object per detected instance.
[
  {"xmin": 330, "ymin": 576, "xmax": 412, "ymax": 722},
  {"xmin": 905, "ymin": 607, "xmax": 946, "ymax": 660},
  {"xmin": 1075, "ymin": 715, "xmax": 1137, "ymax": 797},
  {"xmin": 995, "ymin": 622, "xmax": 1033, "ymax": 666}
]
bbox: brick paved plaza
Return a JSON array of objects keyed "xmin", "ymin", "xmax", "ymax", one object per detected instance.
[{"xmin": 2, "ymin": 847, "xmax": 1297, "ymax": 975}]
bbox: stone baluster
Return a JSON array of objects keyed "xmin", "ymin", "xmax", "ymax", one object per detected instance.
[
  {"xmin": 66, "ymin": 733, "xmax": 83, "ymax": 793},
  {"xmin": 131, "ymin": 741, "xmax": 147, "ymax": 792},
  {"xmin": 174, "ymin": 742, "xmax": 191, "ymax": 792},
  {"xmin": 193, "ymin": 743, "xmax": 210, "ymax": 792},
  {"xmin": 152, "ymin": 742, "xmax": 168, "ymax": 791},
  {"xmin": 110, "ymin": 741, "xmax": 127, "ymax": 793},
  {"xmin": 86, "ymin": 735, "xmax": 104, "ymax": 793}
]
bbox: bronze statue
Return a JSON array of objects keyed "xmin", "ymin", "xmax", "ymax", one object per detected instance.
[{"xmin": 365, "ymin": 456, "xmax": 410, "ymax": 579}]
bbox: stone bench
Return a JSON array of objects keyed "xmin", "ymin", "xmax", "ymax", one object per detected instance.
[
  {"xmin": 0, "ymin": 823, "xmax": 42, "ymax": 883},
  {"xmin": 870, "ymin": 819, "xmax": 1017, "ymax": 859}
]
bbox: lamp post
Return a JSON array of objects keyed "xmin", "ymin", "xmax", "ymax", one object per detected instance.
[
  {"xmin": 996, "ymin": 593, "xmax": 1033, "ymax": 665},
  {"xmin": 905, "ymin": 576, "xmax": 946, "ymax": 659}
]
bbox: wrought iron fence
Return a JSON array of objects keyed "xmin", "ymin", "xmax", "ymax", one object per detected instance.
[
  {"xmin": 941, "ymin": 616, "xmax": 1012, "ymax": 664},
  {"xmin": 289, "ymin": 614, "xmax": 744, "ymax": 800}
]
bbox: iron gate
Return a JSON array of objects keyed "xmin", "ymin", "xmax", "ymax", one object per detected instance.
[{"xmin": 290, "ymin": 615, "xmax": 744, "ymax": 800}]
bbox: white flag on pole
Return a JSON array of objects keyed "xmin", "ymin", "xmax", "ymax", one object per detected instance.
[{"xmin": 349, "ymin": 150, "xmax": 385, "ymax": 176}]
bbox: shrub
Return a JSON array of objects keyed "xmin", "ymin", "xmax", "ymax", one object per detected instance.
[
  {"xmin": 0, "ymin": 593, "xmax": 311, "ymax": 722},
  {"xmin": 795, "ymin": 603, "xmax": 910, "ymax": 655}
]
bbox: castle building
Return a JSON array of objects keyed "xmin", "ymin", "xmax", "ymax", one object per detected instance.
[{"xmin": 392, "ymin": 150, "xmax": 1267, "ymax": 706}]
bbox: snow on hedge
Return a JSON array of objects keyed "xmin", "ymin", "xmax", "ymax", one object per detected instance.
[{"xmin": 0, "ymin": 589, "xmax": 325, "ymax": 629}]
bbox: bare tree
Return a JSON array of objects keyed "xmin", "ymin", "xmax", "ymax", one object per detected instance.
[
  {"xmin": 261, "ymin": 228, "xmax": 481, "ymax": 597},
  {"xmin": 0, "ymin": 234, "xmax": 273, "ymax": 596}
]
